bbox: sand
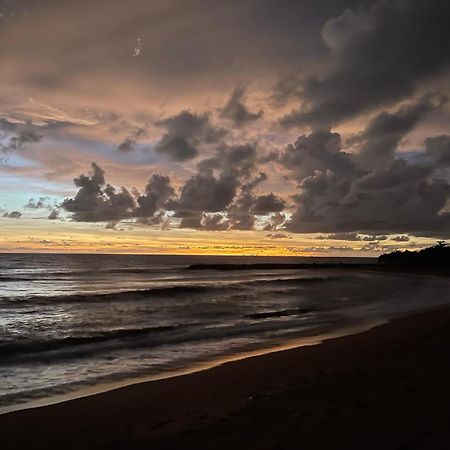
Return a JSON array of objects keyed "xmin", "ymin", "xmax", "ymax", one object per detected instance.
[{"xmin": 2, "ymin": 306, "xmax": 450, "ymax": 449}]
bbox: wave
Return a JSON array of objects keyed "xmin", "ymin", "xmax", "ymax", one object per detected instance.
[
  {"xmin": 245, "ymin": 308, "xmax": 312, "ymax": 320},
  {"xmin": 60, "ymin": 285, "xmax": 210, "ymax": 301},
  {"xmin": 0, "ymin": 276, "xmax": 34, "ymax": 282},
  {"xmin": 2, "ymin": 285, "xmax": 213, "ymax": 305},
  {"xmin": 258, "ymin": 275, "xmax": 339, "ymax": 285},
  {"xmin": 1, "ymin": 275, "xmax": 339, "ymax": 306},
  {"xmin": 0, "ymin": 311, "xmax": 332, "ymax": 365},
  {"xmin": 100, "ymin": 268, "xmax": 176, "ymax": 275},
  {"xmin": 0, "ymin": 325, "xmax": 178, "ymax": 359},
  {"xmin": 0, "ymin": 267, "xmax": 173, "ymax": 281}
]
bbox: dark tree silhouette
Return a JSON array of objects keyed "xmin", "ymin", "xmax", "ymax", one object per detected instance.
[{"xmin": 379, "ymin": 242, "xmax": 450, "ymax": 268}]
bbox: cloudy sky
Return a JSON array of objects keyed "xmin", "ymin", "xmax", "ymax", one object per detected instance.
[{"xmin": 1, "ymin": 0, "xmax": 449, "ymax": 255}]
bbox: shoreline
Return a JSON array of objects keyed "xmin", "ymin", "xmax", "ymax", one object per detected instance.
[
  {"xmin": 0, "ymin": 316, "xmax": 384, "ymax": 416},
  {"xmin": 3, "ymin": 305, "xmax": 450, "ymax": 449},
  {"xmin": 3, "ymin": 267, "xmax": 449, "ymax": 420}
]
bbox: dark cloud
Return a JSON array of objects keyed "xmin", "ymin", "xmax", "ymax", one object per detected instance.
[
  {"xmin": 56, "ymin": 101, "xmax": 450, "ymax": 238},
  {"xmin": 223, "ymin": 175, "xmax": 285, "ymax": 230},
  {"xmin": 155, "ymin": 111, "xmax": 225, "ymax": 161},
  {"xmin": 219, "ymin": 87, "xmax": 263, "ymax": 127},
  {"xmin": 392, "ymin": 235, "xmax": 410, "ymax": 242},
  {"xmin": 47, "ymin": 209, "xmax": 60, "ymax": 220},
  {"xmin": 1, "ymin": 0, "xmax": 369, "ymax": 97},
  {"xmin": 164, "ymin": 146, "xmax": 272, "ymax": 230},
  {"xmin": 361, "ymin": 235, "xmax": 387, "ymax": 242},
  {"xmin": 328, "ymin": 245, "xmax": 352, "ymax": 252},
  {"xmin": 170, "ymin": 144, "xmax": 275, "ymax": 230},
  {"xmin": 62, "ymin": 163, "xmax": 136, "ymax": 222},
  {"xmin": 357, "ymin": 95, "xmax": 446, "ymax": 170},
  {"xmin": 134, "ymin": 211, "xmax": 166, "ymax": 227},
  {"xmin": 359, "ymin": 242, "xmax": 396, "ymax": 253},
  {"xmin": 280, "ymin": 0, "xmax": 450, "ymax": 127},
  {"xmin": 252, "ymin": 193, "xmax": 285, "ymax": 215},
  {"xmin": 201, "ymin": 213, "xmax": 230, "ymax": 231},
  {"xmin": 317, "ymin": 232, "xmax": 361, "ymax": 241},
  {"xmin": 3, "ymin": 211, "xmax": 22, "ymax": 219},
  {"xmin": 117, "ymin": 138, "xmax": 137, "ymax": 153},
  {"xmin": 425, "ymin": 135, "xmax": 450, "ymax": 168},
  {"xmin": 287, "ymin": 148, "xmax": 450, "ymax": 236},
  {"xmin": 25, "ymin": 196, "xmax": 57, "ymax": 210},
  {"xmin": 271, "ymin": 74, "xmax": 303, "ymax": 106},
  {"xmin": 197, "ymin": 143, "xmax": 260, "ymax": 179},
  {"xmin": 263, "ymin": 212, "xmax": 287, "ymax": 231},
  {"xmin": 316, "ymin": 232, "xmax": 388, "ymax": 241},
  {"xmin": 61, "ymin": 142, "xmax": 282, "ymax": 230},
  {"xmin": 156, "ymin": 136, "xmax": 198, "ymax": 161},
  {"xmin": 134, "ymin": 174, "xmax": 174, "ymax": 219},
  {"xmin": 280, "ymin": 130, "xmax": 356, "ymax": 182},
  {"xmin": 116, "ymin": 126, "xmax": 147, "ymax": 152},
  {"xmin": 62, "ymin": 163, "xmax": 176, "ymax": 224},
  {"xmin": 168, "ymin": 167, "xmax": 239, "ymax": 228},
  {"xmin": 169, "ymin": 172, "xmax": 239, "ymax": 214},
  {"xmin": 225, "ymin": 172, "xmax": 272, "ymax": 230},
  {"xmin": 266, "ymin": 232, "xmax": 291, "ymax": 239},
  {"xmin": 226, "ymin": 184, "xmax": 257, "ymax": 231},
  {"xmin": 258, "ymin": 150, "xmax": 279, "ymax": 164},
  {"xmin": 10, "ymin": 129, "xmax": 42, "ymax": 148},
  {"xmin": 0, "ymin": 120, "xmax": 43, "ymax": 158},
  {"xmin": 283, "ymin": 99, "xmax": 450, "ymax": 237},
  {"xmin": 177, "ymin": 211, "xmax": 202, "ymax": 230}
]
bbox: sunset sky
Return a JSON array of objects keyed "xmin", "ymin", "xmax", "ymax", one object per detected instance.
[{"xmin": 1, "ymin": 0, "xmax": 449, "ymax": 255}]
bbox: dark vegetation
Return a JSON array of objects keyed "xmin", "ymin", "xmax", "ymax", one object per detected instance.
[{"xmin": 379, "ymin": 242, "xmax": 450, "ymax": 267}]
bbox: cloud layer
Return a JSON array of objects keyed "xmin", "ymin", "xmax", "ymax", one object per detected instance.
[
  {"xmin": 281, "ymin": 0, "xmax": 450, "ymax": 128},
  {"xmin": 1, "ymin": 0, "xmax": 450, "ymax": 250}
]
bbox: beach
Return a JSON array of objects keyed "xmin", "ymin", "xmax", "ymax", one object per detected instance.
[{"xmin": 2, "ymin": 305, "xmax": 450, "ymax": 449}]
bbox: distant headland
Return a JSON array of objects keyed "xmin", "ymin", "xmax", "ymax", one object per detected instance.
[
  {"xmin": 379, "ymin": 242, "xmax": 450, "ymax": 268},
  {"xmin": 185, "ymin": 243, "xmax": 450, "ymax": 275}
]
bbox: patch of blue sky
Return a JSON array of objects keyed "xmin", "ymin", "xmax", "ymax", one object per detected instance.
[
  {"xmin": 0, "ymin": 173, "xmax": 69, "ymax": 198},
  {"xmin": 398, "ymin": 150, "xmax": 430, "ymax": 166},
  {"xmin": 0, "ymin": 191, "xmax": 35, "ymax": 211},
  {"xmin": 1, "ymin": 152, "xmax": 41, "ymax": 168},
  {"xmin": 54, "ymin": 134, "xmax": 161, "ymax": 166}
]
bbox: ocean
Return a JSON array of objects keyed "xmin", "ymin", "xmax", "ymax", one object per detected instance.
[{"xmin": 1, "ymin": 253, "xmax": 450, "ymax": 413}]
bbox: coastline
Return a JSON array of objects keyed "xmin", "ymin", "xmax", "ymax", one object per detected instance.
[
  {"xmin": 3, "ymin": 305, "xmax": 450, "ymax": 449},
  {"xmin": 0, "ymin": 316, "xmax": 384, "ymax": 416}
]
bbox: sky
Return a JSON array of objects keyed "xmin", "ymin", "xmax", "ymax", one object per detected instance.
[{"xmin": 0, "ymin": 0, "xmax": 449, "ymax": 256}]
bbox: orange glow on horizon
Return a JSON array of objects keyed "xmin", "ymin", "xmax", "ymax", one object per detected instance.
[{"xmin": 0, "ymin": 218, "xmax": 433, "ymax": 257}]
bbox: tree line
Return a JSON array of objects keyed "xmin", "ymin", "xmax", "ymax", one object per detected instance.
[{"xmin": 379, "ymin": 241, "xmax": 450, "ymax": 267}]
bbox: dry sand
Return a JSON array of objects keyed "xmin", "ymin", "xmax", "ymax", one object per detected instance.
[{"xmin": 2, "ymin": 306, "xmax": 450, "ymax": 449}]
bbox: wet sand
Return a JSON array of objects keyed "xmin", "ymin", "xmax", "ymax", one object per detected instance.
[{"xmin": 2, "ymin": 306, "xmax": 450, "ymax": 449}]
